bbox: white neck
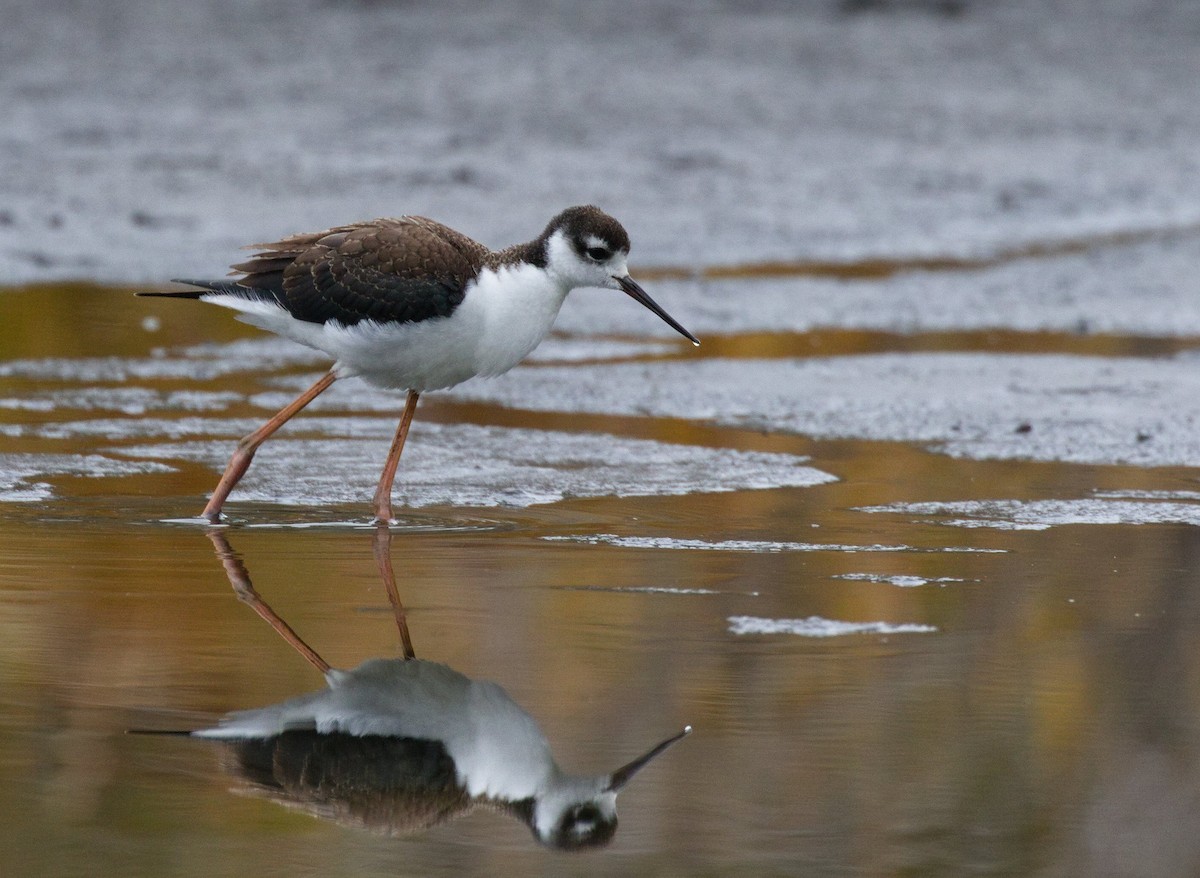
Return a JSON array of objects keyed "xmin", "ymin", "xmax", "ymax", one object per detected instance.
[{"xmin": 459, "ymin": 259, "xmax": 571, "ymax": 378}]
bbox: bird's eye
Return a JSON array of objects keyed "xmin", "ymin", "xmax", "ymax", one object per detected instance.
[{"xmin": 586, "ymin": 247, "xmax": 610, "ymax": 261}]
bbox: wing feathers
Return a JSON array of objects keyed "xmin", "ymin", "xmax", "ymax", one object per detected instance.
[
  {"xmin": 142, "ymin": 218, "xmax": 489, "ymax": 327},
  {"xmin": 243, "ymin": 217, "xmax": 485, "ymax": 326}
]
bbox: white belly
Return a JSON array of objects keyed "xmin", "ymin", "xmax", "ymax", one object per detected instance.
[{"xmin": 203, "ymin": 263, "xmax": 570, "ymax": 392}]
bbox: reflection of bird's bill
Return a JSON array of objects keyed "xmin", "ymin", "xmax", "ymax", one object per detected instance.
[
  {"xmin": 615, "ymin": 275, "xmax": 700, "ymax": 345},
  {"xmin": 606, "ymin": 725, "xmax": 693, "ymax": 791}
]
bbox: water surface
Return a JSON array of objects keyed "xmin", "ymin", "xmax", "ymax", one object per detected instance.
[{"xmin": 3, "ymin": 284, "xmax": 1200, "ymax": 876}]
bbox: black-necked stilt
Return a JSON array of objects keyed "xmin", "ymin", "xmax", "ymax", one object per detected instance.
[
  {"xmin": 140, "ymin": 206, "xmax": 699, "ymax": 522},
  {"xmin": 141, "ymin": 531, "xmax": 691, "ymax": 849},
  {"xmin": 201, "ymin": 659, "xmax": 691, "ymax": 848}
]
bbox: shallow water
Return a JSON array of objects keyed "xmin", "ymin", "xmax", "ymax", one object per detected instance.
[{"xmin": 3, "ymin": 283, "xmax": 1200, "ymax": 876}]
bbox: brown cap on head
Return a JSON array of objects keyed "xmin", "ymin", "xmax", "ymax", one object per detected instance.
[{"xmin": 543, "ymin": 205, "xmax": 632, "ymax": 255}]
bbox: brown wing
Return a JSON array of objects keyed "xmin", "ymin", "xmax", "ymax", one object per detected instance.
[
  {"xmin": 222, "ymin": 731, "xmax": 473, "ymax": 834},
  {"xmin": 229, "ymin": 217, "xmax": 489, "ymax": 326}
]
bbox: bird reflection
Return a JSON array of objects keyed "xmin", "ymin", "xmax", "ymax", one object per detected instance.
[{"xmin": 186, "ymin": 529, "xmax": 690, "ymax": 850}]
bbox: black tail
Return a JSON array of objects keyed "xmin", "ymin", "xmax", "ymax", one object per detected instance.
[
  {"xmin": 126, "ymin": 728, "xmax": 196, "ymax": 736},
  {"xmin": 136, "ymin": 290, "xmax": 206, "ymax": 299},
  {"xmin": 136, "ymin": 278, "xmax": 231, "ymax": 298},
  {"xmin": 137, "ymin": 279, "xmax": 275, "ymax": 303}
]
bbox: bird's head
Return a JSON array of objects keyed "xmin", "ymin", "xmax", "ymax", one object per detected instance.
[
  {"xmin": 522, "ymin": 724, "xmax": 692, "ymax": 851},
  {"xmin": 541, "ymin": 206, "xmax": 699, "ymax": 345}
]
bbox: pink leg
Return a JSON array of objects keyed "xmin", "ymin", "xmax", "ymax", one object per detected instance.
[
  {"xmin": 372, "ymin": 525, "xmax": 417, "ymax": 659},
  {"xmin": 201, "ymin": 371, "xmax": 338, "ymax": 522},
  {"xmin": 372, "ymin": 390, "xmax": 420, "ymax": 524},
  {"xmin": 206, "ymin": 530, "xmax": 331, "ymax": 675}
]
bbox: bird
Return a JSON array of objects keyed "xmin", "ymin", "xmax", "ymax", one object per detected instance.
[
  {"xmin": 192, "ymin": 658, "xmax": 692, "ymax": 848},
  {"xmin": 134, "ymin": 529, "xmax": 692, "ymax": 849},
  {"xmin": 139, "ymin": 206, "xmax": 699, "ymax": 523}
]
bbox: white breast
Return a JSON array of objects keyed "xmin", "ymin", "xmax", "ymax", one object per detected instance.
[{"xmin": 457, "ymin": 261, "xmax": 571, "ymax": 379}]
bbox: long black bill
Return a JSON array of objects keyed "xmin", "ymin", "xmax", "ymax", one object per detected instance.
[
  {"xmin": 605, "ymin": 725, "xmax": 692, "ymax": 792},
  {"xmin": 615, "ymin": 275, "xmax": 700, "ymax": 346}
]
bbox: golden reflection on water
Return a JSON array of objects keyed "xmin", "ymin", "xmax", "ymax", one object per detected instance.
[{"xmin": 2, "ymin": 284, "xmax": 1200, "ymax": 875}]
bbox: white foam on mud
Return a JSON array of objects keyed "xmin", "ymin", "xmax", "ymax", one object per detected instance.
[
  {"xmin": 727, "ymin": 615, "xmax": 937, "ymax": 637},
  {"xmin": 111, "ymin": 423, "xmax": 836, "ymax": 509},
  {"xmin": 0, "ymin": 388, "xmax": 242, "ymax": 416},
  {"xmin": 859, "ymin": 496, "xmax": 1200, "ymax": 530},
  {"xmin": 4, "ymin": 414, "xmax": 409, "ymax": 442},
  {"xmin": 1093, "ymin": 490, "xmax": 1200, "ymax": 502},
  {"xmin": 833, "ymin": 573, "xmax": 967, "ymax": 587},
  {"xmin": 0, "ymin": 453, "xmax": 175, "ymax": 502},
  {"xmin": 0, "ymin": 339, "xmax": 325, "ymax": 384},
  {"xmin": 0, "ymin": 355, "xmax": 262, "ymax": 384},
  {"xmin": 449, "ymin": 353, "xmax": 1200, "ymax": 469},
  {"xmin": 2, "ymin": 417, "xmax": 262, "ymax": 441},
  {"xmin": 543, "ymin": 534, "xmax": 1002, "ymax": 554},
  {"xmin": 558, "ymin": 585, "xmax": 729, "ymax": 596}
]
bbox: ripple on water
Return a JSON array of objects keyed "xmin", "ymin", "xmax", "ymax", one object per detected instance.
[
  {"xmin": 832, "ymin": 573, "xmax": 969, "ymax": 587},
  {"xmin": 727, "ymin": 615, "xmax": 938, "ymax": 637},
  {"xmin": 858, "ymin": 494, "xmax": 1200, "ymax": 530}
]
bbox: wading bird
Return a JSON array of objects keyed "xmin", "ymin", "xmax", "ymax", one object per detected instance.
[{"xmin": 141, "ymin": 206, "xmax": 698, "ymax": 522}]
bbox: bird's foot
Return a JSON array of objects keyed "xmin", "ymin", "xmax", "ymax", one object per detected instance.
[{"xmin": 371, "ymin": 502, "xmax": 398, "ymax": 526}]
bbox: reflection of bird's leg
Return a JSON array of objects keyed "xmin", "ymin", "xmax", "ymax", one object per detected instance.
[
  {"xmin": 372, "ymin": 525, "xmax": 416, "ymax": 660},
  {"xmin": 372, "ymin": 390, "xmax": 421, "ymax": 524},
  {"xmin": 203, "ymin": 371, "xmax": 338, "ymax": 522},
  {"xmin": 206, "ymin": 529, "xmax": 332, "ymax": 675}
]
